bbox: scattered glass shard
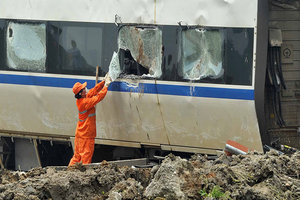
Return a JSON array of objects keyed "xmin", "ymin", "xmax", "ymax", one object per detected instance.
[{"xmin": 108, "ymin": 51, "xmax": 121, "ymax": 81}]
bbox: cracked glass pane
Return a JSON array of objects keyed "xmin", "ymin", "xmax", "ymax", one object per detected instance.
[
  {"xmin": 180, "ymin": 29, "xmax": 224, "ymax": 80},
  {"xmin": 6, "ymin": 22, "xmax": 46, "ymax": 72},
  {"xmin": 108, "ymin": 51, "xmax": 121, "ymax": 81},
  {"xmin": 118, "ymin": 26, "xmax": 162, "ymax": 78}
]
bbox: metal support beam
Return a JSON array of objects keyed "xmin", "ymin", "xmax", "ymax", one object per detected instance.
[
  {"xmin": 33, "ymin": 139, "xmax": 42, "ymax": 167},
  {"xmin": 0, "ymin": 156, "xmax": 4, "ymax": 169}
]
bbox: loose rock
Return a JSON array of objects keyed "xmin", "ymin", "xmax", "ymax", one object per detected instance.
[{"xmin": 0, "ymin": 151, "xmax": 300, "ymax": 199}]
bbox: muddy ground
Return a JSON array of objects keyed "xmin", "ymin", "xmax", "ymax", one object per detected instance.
[{"xmin": 0, "ymin": 150, "xmax": 300, "ymax": 200}]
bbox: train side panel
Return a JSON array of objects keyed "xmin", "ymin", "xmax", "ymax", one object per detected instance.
[
  {"xmin": 0, "ymin": 71, "xmax": 263, "ymax": 153},
  {"xmin": 0, "ymin": 0, "xmax": 264, "ymax": 162}
]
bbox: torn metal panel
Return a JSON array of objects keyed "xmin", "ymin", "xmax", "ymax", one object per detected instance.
[
  {"xmin": 6, "ymin": 22, "xmax": 46, "ymax": 71},
  {"xmin": 180, "ymin": 29, "xmax": 224, "ymax": 80},
  {"xmin": 118, "ymin": 26, "xmax": 162, "ymax": 78}
]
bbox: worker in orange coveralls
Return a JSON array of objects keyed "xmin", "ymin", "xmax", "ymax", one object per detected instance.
[{"xmin": 69, "ymin": 73, "xmax": 112, "ymax": 166}]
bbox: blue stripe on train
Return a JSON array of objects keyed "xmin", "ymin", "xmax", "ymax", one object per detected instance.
[{"xmin": 0, "ymin": 74, "xmax": 254, "ymax": 100}]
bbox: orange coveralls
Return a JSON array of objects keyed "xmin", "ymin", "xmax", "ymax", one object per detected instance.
[{"xmin": 69, "ymin": 80, "xmax": 108, "ymax": 165}]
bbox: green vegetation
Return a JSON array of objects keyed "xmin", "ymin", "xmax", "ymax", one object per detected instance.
[{"xmin": 199, "ymin": 186, "xmax": 231, "ymax": 199}]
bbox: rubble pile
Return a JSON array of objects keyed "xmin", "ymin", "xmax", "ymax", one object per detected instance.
[{"xmin": 0, "ymin": 150, "xmax": 300, "ymax": 200}]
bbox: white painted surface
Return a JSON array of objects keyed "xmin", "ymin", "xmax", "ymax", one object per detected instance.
[
  {"xmin": 0, "ymin": 76, "xmax": 263, "ymax": 152},
  {"xmin": 0, "ymin": 0, "xmax": 258, "ymax": 27}
]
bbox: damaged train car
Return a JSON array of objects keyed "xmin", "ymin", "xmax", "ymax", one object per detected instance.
[{"xmin": 0, "ymin": 0, "xmax": 293, "ymax": 170}]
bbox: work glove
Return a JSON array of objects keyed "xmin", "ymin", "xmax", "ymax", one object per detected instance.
[
  {"xmin": 104, "ymin": 73, "xmax": 108, "ymax": 81},
  {"xmin": 104, "ymin": 73, "xmax": 112, "ymax": 88}
]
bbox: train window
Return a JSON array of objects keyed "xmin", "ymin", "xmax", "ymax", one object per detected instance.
[
  {"xmin": 117, "ymin": 26, "xmax": 162, "ymax": 79},
  {"xmin": 46, "ymin": 22, "xmax": 61, "ymax": 73},
  {"xmin": 178, "ymin": 28, "xmax": 224, "ymax": 81},
  {"xmin": 6, "ymin": 21, "xmax": 46, "ymax": 72},
  {"xmin": 56, "ymin": 22, "xmax": 103, "ymax": 76},
  {"xmin": 225, "ymin": 28, "xmax": 253, "ymax": 85},
  {"xmin": 0, "ymin": 20, "xmax": 4, "ymax": 70},
  {"xmin": 176, "ymin": 27, "xmax": 253, "ymax": 85},
  {"xmin": 161, "ymin": 26, "xmax": 179, "ymax": 81}
]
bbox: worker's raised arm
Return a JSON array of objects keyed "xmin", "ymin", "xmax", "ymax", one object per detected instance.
[
  {"xmin": 84, "ymin": 86, "xmax": 108, "ymax": 110},
  {"xmin": 85, "ymin": 73, "xmax": 112, "ymax": 109},
  {"xmin": 87, "ymin": 72, "xmax": 111, "ymax": 97},
  {"xmin": 87, "ymin": 80, "xmax": 105, "ymax": 98}
]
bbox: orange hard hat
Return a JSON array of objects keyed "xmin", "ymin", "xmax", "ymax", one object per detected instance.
[{"xmin": 72, "ymin": 82, "xmax": 87, "ymax": 94}]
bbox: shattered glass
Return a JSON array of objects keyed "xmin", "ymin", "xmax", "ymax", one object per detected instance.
[
  {"xmin": 6, "ymin": 22, "xmax": 46, "ymax": 71},
  {"xmin": 180, "ymin": 29, "xmax": 224, "ymax": 80},
  {"xmin": 118, "ymin": 26, "xmax": 162, "ymax": 78},
  {"xmin": 108, "ymin": 51, "xmax": 121, "ymax": 81}
]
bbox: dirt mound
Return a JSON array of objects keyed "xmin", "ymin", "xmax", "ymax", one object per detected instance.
[{"xmin": 0, "ymin": 150, "xmax": 300, "ymax": 199}]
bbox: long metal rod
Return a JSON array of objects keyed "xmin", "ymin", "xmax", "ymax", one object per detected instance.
[
  {"xmin": 0, "ymin": 156, "xmax": 4, "ymax": 169},
  {"xmin": 280, "ymin": 29, "xmax": 300, "ymax": 31},
  {"xmin": 283, "ymin": 39, "xmax": 300, "ymax": 41},
  {"xmin": 33, "ymin": 139, "xmax": 42, "ymax": 167},
  {"xmin": 269, "ymin": 19, "xmax": 300, "ymax": 21},
  {"xmin": 95, "ymin": 66, "xmax": 99, "ymax": 85}
]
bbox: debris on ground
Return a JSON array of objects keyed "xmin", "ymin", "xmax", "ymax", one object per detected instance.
[{"xmin": 0, "ymin": 150, "xmax": 300, "ymax": 199}]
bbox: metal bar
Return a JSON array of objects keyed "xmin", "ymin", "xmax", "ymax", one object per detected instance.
[
  {"xmin": 0, "ymin": 132, "xmax": 70, "ymax": 142},
  {"xmin": 94, "ymin": 138, "xmax": 141, "ymax": 148},
  {"xmin": 269, "ymin": 19, "xmax": 300, "ymax": 21},
  {"xmin": 282, "ymin": 63, "xmax": 296, "ymax": 66},
  {"xmin": 225, "ymin": 144, "xmax": 247, "ymax": 155},
  {"xmin": 0, "ymin": 130, "xmax": 70, "ymax": 139},
  {"xmin": 0, "ymin": 152, "xmax": 12, "ymax": 155},
  {"xmin": 161, "ymin": 144, "xmax": 219, "ymax": 155},
  {"xmin": 0, "ymin": 156, "xmax": 4, "ymax": 169},
  {"xmin": 3, "ymin": 140, "xmax": 11, "ymax": 151},
  {"xmin": 268, "ymin": 128, "xmax": 297, "ymax": 132},
  {"xmin": 96, "ymin": 158, "xmax": 147, "ymax": 167},
  {"xmin": 5, "ymin": 154, "xmax": 10, "ymax": 168},
  {"xmin": 283, "ymin": 39, "xmax": 300, "ymax": 41},
  {"xmin": 95, "ymin": 66, "xmax": 99, "ymax": 85},
  {"xmin": 282, "ymin": 69, "xmax": 300, "ymax": 72},
  {"xmin": 56, "ymin": 158, "xmax": 149, "ymax": 170},
  {"xmin": 33, "ymin": 139, "xmax": 42, "ymax": 167},
  {"xmin": 281, "ymin": 99, "xmax": 300, "ymax": 102},
  {"xmin": 281, "ymin": 29, "xmax": 300, "ymax": 31},
  {"xmin": 280, "ymin": 79, "xmax": 300, "ymax": 81}
]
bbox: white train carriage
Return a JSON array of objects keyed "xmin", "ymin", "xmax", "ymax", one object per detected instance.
[{"xmin": 0, "ymin": 0, "xmax": 269, "ymax": 170}]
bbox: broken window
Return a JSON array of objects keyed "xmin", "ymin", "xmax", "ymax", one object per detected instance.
[
  {"xmin": 117, "ymin": 26, "xmax": 162, "ymax": 78},
  {"xmin": 179, "ymin": 28, "xmax": 224, "ymax": 80},
  {"xmin": 6, "ymin": 22, "xmax": 46, "ymax": 72}
]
